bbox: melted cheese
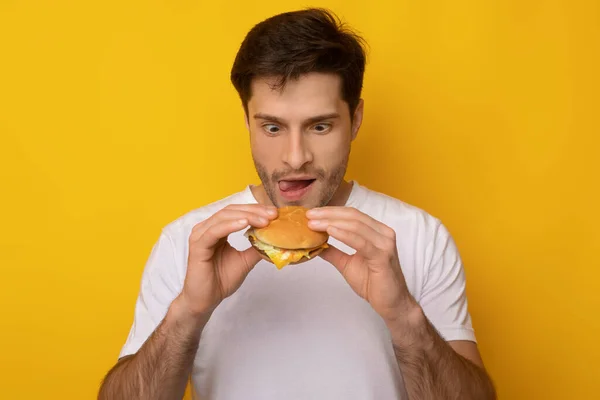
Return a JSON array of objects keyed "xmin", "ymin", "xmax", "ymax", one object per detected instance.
[{"xmin": 245, "ymin": 231, "xmax": 320, "ymax": 269}]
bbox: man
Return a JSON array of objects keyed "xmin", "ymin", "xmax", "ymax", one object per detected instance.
[{"xmin": 98, "ymin": 8, "xmax": 496, "ymax": 400}]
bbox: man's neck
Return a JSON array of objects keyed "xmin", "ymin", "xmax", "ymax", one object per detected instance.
[
  {"xmin": 327, "ymin": 179, "xmax": 354, "ymax": 206},
  {"xmin": 250, "ymin": 180, "xmax": 354, "ymax": 208}
]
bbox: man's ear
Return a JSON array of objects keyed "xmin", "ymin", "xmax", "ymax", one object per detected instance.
[{"xmin": 351, "ymin": 98, "xmax": 364, "ymax": 141}]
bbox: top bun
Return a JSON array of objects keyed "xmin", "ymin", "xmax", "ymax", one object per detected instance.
[{"xmin": 253, "ymin": 206, "xmax": 329, "ymax": 249}]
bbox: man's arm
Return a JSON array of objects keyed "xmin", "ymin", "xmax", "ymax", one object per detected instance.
[
  {"xmin": 390, "ymin": 306, "xmax": 496, "ymax": 400},
  {"xmin": 98, "ymin": 295, "xmax": 208, "ymax": 400},
  {"xmin": 98, "ymin": 204, "xmax": 276, "ymax": 400},
  {"xmin": 305, "ymin": 207, "xmax": 496, "ymax": 400}
]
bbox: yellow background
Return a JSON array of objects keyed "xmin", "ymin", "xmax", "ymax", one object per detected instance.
[{"xmin": 1, "ymin": 0, "xmax": 598, "ymax": 399}]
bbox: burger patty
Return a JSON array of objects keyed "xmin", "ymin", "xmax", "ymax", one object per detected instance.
[{"xmin": 246, "ymin": 233, "xmax": 327, "ymax": 269}]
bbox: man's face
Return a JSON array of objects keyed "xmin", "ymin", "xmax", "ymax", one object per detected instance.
[{"xmin": 246, "ymin": 72, "xmax": 362, "ymax": 208}]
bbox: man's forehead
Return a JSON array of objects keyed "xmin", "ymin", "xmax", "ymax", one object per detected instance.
[{"xmin": 247, "ymin": 73, "xmax": 345, "ymax": 117}]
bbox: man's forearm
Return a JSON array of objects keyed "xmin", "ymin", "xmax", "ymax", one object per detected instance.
[
  {"xmin": 98, "ymin": 296, "xmax": 209, "ymax": 400},
  {"xmin": 390, "ymin": 306, "xmax": 496, "ymax": 400}
]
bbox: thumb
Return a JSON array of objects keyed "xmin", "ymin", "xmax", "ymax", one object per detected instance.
[
  {"xmin": 319, "ymin": 245, "xmax": 351, "ymax": 275},
  {"xmin": 240, "ymin": 246, "xmax": 263, "ymax": 272}
]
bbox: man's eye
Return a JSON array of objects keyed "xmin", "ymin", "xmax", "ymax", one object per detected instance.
[
  {"xmin": 313, "ymin": 123, "xmax": 331, "ymax": 133},
  {"xmin": 263, "ymin": 124, "xmax": 280, "ymax": 134}
]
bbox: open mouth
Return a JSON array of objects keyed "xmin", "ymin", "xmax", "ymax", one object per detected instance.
[
  {"xmin": 278, "ymin": 179, "xmax": 316, "ymax": 201},
  {"xmin": 278, "ymin": 179, "xmax": 315, "ymax": 192}
]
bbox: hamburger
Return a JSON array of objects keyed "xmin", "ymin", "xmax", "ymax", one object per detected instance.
[{"xmin": 245, "ymin": 206, "xmax": 329, "ymax": 269}]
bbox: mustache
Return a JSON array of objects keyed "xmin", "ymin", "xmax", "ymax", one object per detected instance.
[{"xmin": 271, "ymin": 167, "xmax": 327, "ymax": 182}]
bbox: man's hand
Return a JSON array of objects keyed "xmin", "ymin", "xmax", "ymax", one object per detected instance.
[
  {"xmin": 98, "ymin": 204, "xmax": 278, "ymax": 400},
  {"xmin": 179, "ymin": 204, "xmax": 278, "ymax": 316},
  {"xmin": 307, "ymin": 206, "xmax": 496, "ymax": 400},
  {"xmin": 306, "ymin": 206, "xmax": 418, "ymax": 326}
]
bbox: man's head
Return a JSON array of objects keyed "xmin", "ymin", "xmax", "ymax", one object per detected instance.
[{"xmin": 230, "ymin": 8, "xmax": 367, "ymax": 208}]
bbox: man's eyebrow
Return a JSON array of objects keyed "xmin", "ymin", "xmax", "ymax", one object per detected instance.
[
  {"xmin": 253, "ymin": 113, "xmax": 286, "ymax": 124},
  {"xmin": 253, "ymin": 112, "xmax": 340, "ymax": 125},
  {"xmin": 304, "ymin": 113, "xmax": 340, "ymax": 125}
]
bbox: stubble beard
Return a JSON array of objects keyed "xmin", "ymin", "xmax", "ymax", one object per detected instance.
[{"xmin": 253, "ymin": 151, "xmax": 350, "ymax": 208}]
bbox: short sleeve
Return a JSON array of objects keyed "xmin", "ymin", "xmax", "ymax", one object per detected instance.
[
  {"xmin": 419, "ymin": 220, "xmax": 477, "ymax": 343},
  {"xmin": 118, "ymin": 229, "xmax": 183, "ymax": 358}
]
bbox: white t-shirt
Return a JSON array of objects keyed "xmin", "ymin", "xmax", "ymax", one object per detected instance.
[{"xmin": 119, "ymin": 181, "xmax": 476, "ymax": 399}]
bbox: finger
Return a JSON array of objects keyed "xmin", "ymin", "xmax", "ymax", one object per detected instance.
[
  {"xmin": 191, "ymin": 209, "xmax": 274, "ymax": 243},
  {"xmin": 325, "ymin": 225, "xmax": 381, "ymax": 259},
  {"xmin": 195, "ymin": 218, "xmax": 252, "ymax": 249},
  {"xmin": 239, "ymin": 246, "xmax": 263, "ymax": 272},
  {"xmin": 191, "ymin": 204, "xmax": 277, "ymax": 235},
  {"xmin": 309, "ymin": 218, "xmax": 390, "ymax": 253},
  {"xmin": 222, "ymin": 204, "xmax": 278, "ymax": 217},
  {"xmin": 318, "ymin": 245, "xmax": 351, "ymax": 275},
  {"xmin": 307, "ymin": 207, "xmax": 395, "ymax": 238}
]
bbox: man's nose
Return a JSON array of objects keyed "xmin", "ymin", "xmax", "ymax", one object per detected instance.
[{"xmin": 282, "ymin": 131, "xmax": 313, "ymax": 170}]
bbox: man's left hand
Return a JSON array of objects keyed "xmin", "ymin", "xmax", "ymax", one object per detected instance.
[{"xmin": 306, "ymin": 206, "xmax": 419, "ymax": 325}]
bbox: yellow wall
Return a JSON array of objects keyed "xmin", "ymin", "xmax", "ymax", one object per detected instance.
[{"xmin": 1, "ymin": 1, "xmax": 598, "ymax": 399}]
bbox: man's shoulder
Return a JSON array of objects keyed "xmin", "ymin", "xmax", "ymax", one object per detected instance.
[
  {"xmin": 355, "ymin": 183, "xmax": 442, "ymax": 229},
  {"xmin": 161, "ymin": 187, "xmax": 255, "ymax": 238}
]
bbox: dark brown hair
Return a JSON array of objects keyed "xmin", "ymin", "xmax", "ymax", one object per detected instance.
[{"xmin": 230, "ymin": 8, "xmax": 367, "ymax": 117}]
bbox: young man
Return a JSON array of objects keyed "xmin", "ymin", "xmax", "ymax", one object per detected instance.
[{"xmin": 99, "ymin": 8, "xmax": 496, "ymax": 400}]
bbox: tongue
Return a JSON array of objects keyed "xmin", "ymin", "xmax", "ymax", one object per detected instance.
[{"xmin": 279, "ymin": 180, "xmax": 313, "ymax": 192}]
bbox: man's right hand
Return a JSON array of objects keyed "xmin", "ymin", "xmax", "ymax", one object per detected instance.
[
  {"xmin": 98, "ymin": 204, "xmax": 277, "ymax": 400},
  {"xmin": 177, "ymin": 204, "xmax": 278, "ymax": 317}
]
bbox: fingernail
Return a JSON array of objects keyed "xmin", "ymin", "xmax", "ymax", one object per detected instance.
[
  {"xmin": 258, "ymin": 217, "xmax": 267, "ymax": 224},
  {"xmin": 308, "ymin": 220, "xmax": 322, "ymax": 227},
  {"xmin": 306, "ymin": 208, "xmax": 320, "ymax": 217}
]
